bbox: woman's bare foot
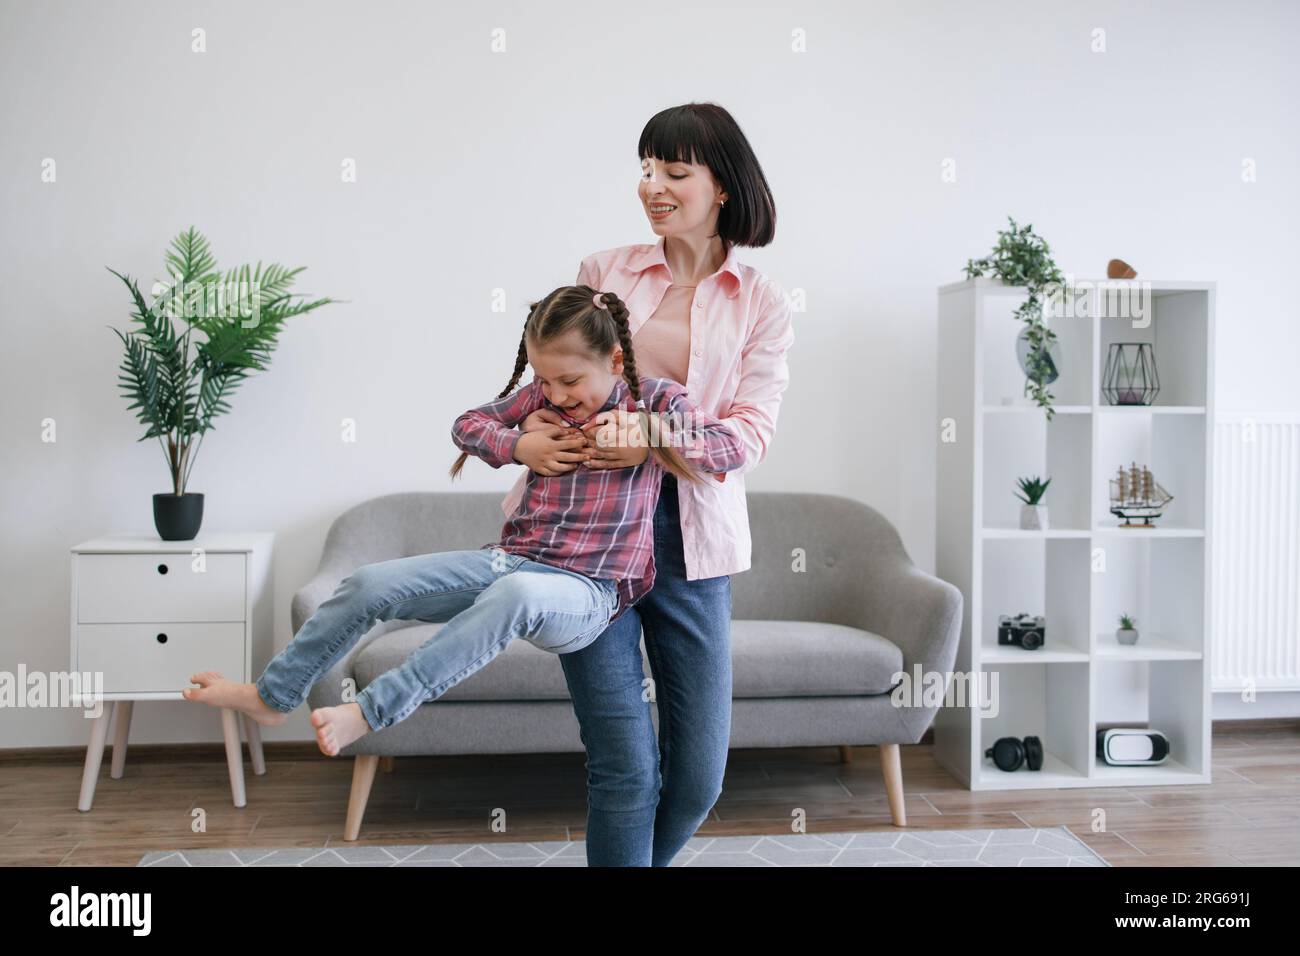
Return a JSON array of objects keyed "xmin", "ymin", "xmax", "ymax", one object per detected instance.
[
  {"xmin": 182, "ymin": 671, "xmax": 289, "ymax": 727},
  {"xmin": 309, "ymin": 703, "xmax": 370, "ymax": 757}
]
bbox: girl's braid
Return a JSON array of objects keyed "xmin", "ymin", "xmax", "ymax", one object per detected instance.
[
  {"xmin": 497, "ymin": 329, "xmax": 530, "ymax": 399},
  {"xmin": 598, "ymin": 293, "xmax": 642, "ymax": 407},
  {"xmin": 594, "ymin": 289, "xmax": 704, "ymax": 485}
]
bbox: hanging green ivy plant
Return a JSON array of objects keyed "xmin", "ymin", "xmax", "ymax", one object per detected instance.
[{"xmin": 964, "ymin": 216, "xmax": 1068, "ymax": 420}]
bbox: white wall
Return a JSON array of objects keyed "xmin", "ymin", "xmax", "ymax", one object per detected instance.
[{"xmin": 3, "ymin": 0, "xmax": 1297, "ymax": 747}]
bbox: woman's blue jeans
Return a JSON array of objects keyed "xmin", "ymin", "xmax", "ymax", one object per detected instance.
[
  {"xmin": 559, "ymin": 472, "xmax": 734, "ymax": 867},
  {"xmin": 255, "ymin": 547, "xmax": 620, "ymax": 731}
]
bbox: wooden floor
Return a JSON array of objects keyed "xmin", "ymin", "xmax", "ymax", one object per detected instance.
[{"xmin": 2, "ymin": 721, "xmax": 1297, "ymax": 866}]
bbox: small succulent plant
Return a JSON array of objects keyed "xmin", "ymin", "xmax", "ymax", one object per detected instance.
[
  {"xmin": 1014, "ymin": 475, "xmax": 1051, "ymax": 506},
  {"xmin": 1118, "ymin": 614, "xmax": 1137, "ymax": 630}
]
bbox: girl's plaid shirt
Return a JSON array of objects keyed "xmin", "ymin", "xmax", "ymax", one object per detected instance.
[{"xmin": 451, "ymin": 376, "xmax": 746, "ymax": 621}]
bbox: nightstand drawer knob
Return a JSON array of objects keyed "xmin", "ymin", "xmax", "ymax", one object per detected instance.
[
  {"xmin": 156, "ymin": 632, "xmax": 168, "ymax": 644},
  {"xmin": 157, "ymin": 563, "xmax": 169, "ymax": 575}
]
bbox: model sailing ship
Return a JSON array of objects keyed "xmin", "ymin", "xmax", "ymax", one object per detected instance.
[{"xmin": 1109, "ymin": 462, "xmax": 1174, "ymax": 527}]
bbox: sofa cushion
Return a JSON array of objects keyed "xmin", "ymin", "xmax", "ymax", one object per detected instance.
[
  {"xmin": 350, "ymin": 619, "xmax": 904, "ymax": 702},
  {"xmin": 728, "ymin": 620, "xmax": 905, "ymax": 697}
]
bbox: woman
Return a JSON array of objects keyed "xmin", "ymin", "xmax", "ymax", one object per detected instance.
[{"xmin": 507, "ymin": 103, "xmax": 794, "ymax": 866}]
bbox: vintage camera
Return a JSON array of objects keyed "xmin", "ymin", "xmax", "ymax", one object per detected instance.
[{"xmin": 998, "ymin": 612, "xmax": 1046, "ymax": 650}]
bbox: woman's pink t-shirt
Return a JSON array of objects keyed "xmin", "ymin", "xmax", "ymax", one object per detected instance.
[{"xmin": 633, "ymin": 282, "xmax": 696, "ymax": 386}]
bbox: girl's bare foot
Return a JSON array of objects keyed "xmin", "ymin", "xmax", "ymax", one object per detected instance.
[
  {"xmin": 182, "ymin": 671, "xmax": 289, "ymax": 727},
  {"xmin": 309, "ymin": 703, "xmax": 370, "ymax": 757}
]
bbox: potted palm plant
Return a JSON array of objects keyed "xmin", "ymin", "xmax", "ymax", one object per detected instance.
[
  {"xmin": 108, "ymin": 227, "xmax": 336, "ymax": 540},
  {"xmin": 1015, "ymin": 475, "xmax": 1051, "ymax": 530}
]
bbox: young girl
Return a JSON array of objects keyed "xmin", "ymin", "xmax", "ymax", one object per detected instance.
[{"xmin": 183, "ymin": 284, "xmax": 746, "ymax": 757}]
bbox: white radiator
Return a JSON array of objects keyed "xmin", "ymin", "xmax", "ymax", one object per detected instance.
[{"xmin": 1212, "ymin": 414, "xmax": 1300, "ymax": 691}]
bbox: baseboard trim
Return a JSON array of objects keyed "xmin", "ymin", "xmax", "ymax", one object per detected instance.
[{"xmin": 10, "ymin": 719, "xmax": 1291, "ymax": 765}]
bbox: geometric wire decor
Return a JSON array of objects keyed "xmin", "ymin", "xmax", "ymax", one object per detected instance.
[{"xmin": 1101, "ymin": 342, "xmax": 1160, "ymax": 405}]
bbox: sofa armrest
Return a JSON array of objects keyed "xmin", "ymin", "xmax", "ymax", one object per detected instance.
[
  {"xmin": 856, "ymin": 556, "xmax": 964, "ymax": 740},
  {"xmin": 861, "ymin": 561, "xmax": 962, "ymax": 675}
]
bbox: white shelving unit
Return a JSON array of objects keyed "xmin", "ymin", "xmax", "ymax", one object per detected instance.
[{"xmin": 933, "ymin": 277, "xmax": 1214, "ymax": 790}]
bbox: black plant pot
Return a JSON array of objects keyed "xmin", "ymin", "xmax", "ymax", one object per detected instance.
[{"xmin": 153, "ymin": 492, "xmax": 204, "ymax": 540}]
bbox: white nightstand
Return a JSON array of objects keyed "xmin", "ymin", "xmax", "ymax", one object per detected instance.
[{"xmin": 70, "ymin": 532, "xmax": 275, "ymax": 810}]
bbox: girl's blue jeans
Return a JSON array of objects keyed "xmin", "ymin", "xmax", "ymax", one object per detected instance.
[
  {"xmin": 255, "ymin": 547, "xmax": 620, "ymax": 731},
  {"xmin": 559, "ymin": 472, "xmax": 734, "ymax": 867}
]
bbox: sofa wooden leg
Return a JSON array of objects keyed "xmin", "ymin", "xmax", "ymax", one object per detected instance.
[
  {"xmin": 381, "ymin": 756, "xmax": 395, "ymax": 773},
  {"xmin": 838, "ymin": 745, "xmax": 852, "ymax": 763},
  {"xmin": 344, "ymin": 755, "xmax": 380, "ymax": 841},
  {"xmin": 879, "ymin": 743, "xmax": 906, "ymax": 826}
]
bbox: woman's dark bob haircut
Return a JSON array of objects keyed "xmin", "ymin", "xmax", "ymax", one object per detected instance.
[{"xmin": 638, "ymin": 103, "xmax": 776, "ymax": 248}]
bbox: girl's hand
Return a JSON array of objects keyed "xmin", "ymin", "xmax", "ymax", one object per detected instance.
[
  {"xmin": 581, "ymin": 409, "xmax": 650, "ymax": 470},
  {"xmin": 520, "ymin": 407, "xmax": 572, "ymax": 433},
  {"xmin": 513, "ymin": 426, "xmax": 592, "ymax": 476},
  {"xmin": 514, "ymin": 407, "xmax": 591, "ymax": 476}
]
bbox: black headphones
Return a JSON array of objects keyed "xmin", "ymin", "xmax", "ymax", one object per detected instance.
[{"xmin": 984, "ymin": 735, "xmax": 1043, "ymax": 772}]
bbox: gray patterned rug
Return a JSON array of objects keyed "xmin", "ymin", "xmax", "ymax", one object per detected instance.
[{"xmin": 139, "ymin": 826, "xmax": 1108, "ymax": 866}]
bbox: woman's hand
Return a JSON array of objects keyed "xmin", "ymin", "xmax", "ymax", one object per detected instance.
[{"xmin": 580, "ymin": 409, "xmax": 651, "ymax": 470}]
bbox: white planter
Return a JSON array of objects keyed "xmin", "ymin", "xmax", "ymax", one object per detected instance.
[
  {"xmin": 1019, "ymin": 504, "xmax": 1049, "ymax": 530},
  {"xmin": 1116, "ymin": 627, "xmax": 1140, "ymax": 645}
]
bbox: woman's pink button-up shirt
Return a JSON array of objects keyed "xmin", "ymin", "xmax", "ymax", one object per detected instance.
[{"xmin": 499, "ymin": 236, "xmax": 795, "ymax": 581}]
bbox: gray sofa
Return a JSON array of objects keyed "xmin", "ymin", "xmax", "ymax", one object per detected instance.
[{"xmin": 291, "ymin": 490, "xmax": 962, "ymax": 840}]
